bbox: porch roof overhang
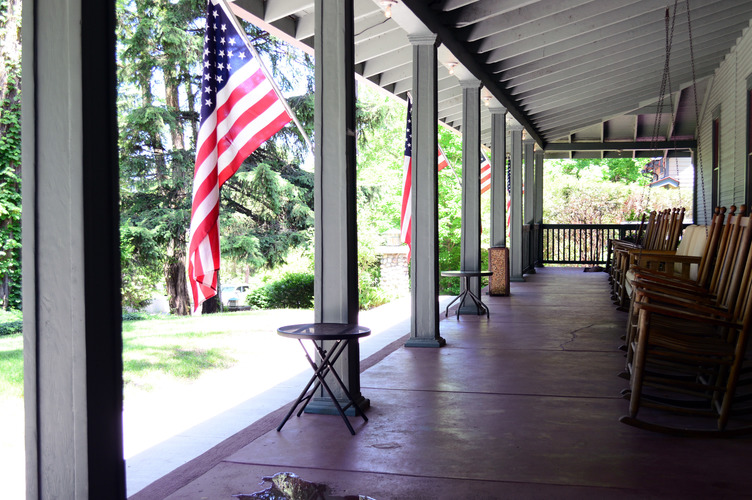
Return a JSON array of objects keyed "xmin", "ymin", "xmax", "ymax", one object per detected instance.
[{"xmin": 229, "ymin": 0, "xmax": 752, "ymax": 159}]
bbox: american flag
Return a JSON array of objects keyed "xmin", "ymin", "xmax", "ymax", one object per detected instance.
[
  {"xmin": 400, "ymin": 96, "xmax": 414, "ymax": 256},
  {"xmin": 438, "ymin": 144, "xmax": 449, "ymax": 171},
  {"xmin": 506, "ymin": 155, "xmax": 512, "ymax": 232},
  {"xmin": 505, "ymin": 155, "xmax": 523, "ymax": 234},
  {"xmin": 401, "ymin": 96, "xmax": 454, "ymax": 257},
  {"xmin": 480, "ymin": 150, "xmax": 491, "ymax": 194},
  {"xmin": 188, "ymin": 0, "xmax": 292, "ymax": 311}
]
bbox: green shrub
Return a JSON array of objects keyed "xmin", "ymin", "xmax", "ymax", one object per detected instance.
[
  {"xmin": 246, "ymin": 287, "xmax": 271, "ymax": 309},
  {"xmin": 247, "ymin": 271, "xmax": 314, "ymax": 309},
  {"xmin": 0, "ymin": 320, "xmax": 22, "ymax": 336},
  {"xmin": 122, "ymin": 311, "xmax": 149, "ymax": 322}
]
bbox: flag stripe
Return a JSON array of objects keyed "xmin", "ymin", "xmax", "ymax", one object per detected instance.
[
  {"xmin": 437, "ymin": 146, "xmax": 448, "ymax": 171},
  {"xmin": 188, "ymin": 0, "xmax": 292, "ymax": 311},
  {"xmin": 401, "ymin": 97, "xmax": 458, "ymax": 258},
  {"xmin": 480, "ymin": 150, "xmax": 491, "ymax": 195},
  {"xmin": 400, "ymin": 96, "xmax": 413, "ymax": 255}
]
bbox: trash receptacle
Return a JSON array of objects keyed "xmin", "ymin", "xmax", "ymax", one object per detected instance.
[{"xmin": 489, "ymin": 246, "xmax": 510, "ymax": 296}]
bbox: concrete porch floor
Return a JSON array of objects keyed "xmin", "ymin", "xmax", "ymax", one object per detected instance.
[{"xmin": 130, "ymin": 267, "xmax": 752, "ymax": 500}]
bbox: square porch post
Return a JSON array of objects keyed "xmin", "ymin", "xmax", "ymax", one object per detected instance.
[
  {"xmin": 23, "ymin": 0, "xmax": 126, "ymax": 497},
  {"xmin": 509, "ymin": 124, "xmax": 525, "ymax": 282},
  {"xmin": 490, "ymin": 106, "xmax": 508, "ymax": 248},
  {"xmin": 310, "ymin": 0, "xmax": 368, "ymax": 412},
  {"xmin": 524, "ymin": 137, "xmax": 536, "ymax": 274},
  {"xmin": 534, "ymin": 150, "xmax": 544, "ymax": 267},
  {"xmin": 459, "ymin": 79, "xmax": 483, "ymax": 312},
  {"xmin": 406, "ymin": 33, "xmax": 445, "ymax": 348}
]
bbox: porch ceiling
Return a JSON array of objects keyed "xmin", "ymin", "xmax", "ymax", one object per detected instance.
[{"xmin": 230, "ymin": 0, "xmax": 752, "ymax": 158}]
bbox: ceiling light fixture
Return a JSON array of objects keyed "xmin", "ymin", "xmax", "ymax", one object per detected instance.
[
  {"xmin": 482, "ymin": 94, "xmax": 492, "ymax": 106},
  {"xmin": 446, "ymin": 61, "xmax": 457, "ymax": 75},
  {"xmin": 381, "ymin": 0, "xmax": 397, "ymax": 18}
]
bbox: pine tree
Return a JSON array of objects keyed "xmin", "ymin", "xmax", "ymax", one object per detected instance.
[{"xmin": 117, "ymin": 0, "xmax": 315, "ymax": 313}]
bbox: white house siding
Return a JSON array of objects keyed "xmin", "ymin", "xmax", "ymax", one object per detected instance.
[{"xmin": 697, "ymin": 22, "xmax": 752, "ymax": 224}]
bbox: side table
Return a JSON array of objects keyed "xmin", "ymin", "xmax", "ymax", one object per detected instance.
[
  {"xmin": 276, "ymin": 323, "xmax": 370, "ymax": 435},
  {"xmin": 440, "ymin": 270, "xmax": 493, "ymax": 319}
]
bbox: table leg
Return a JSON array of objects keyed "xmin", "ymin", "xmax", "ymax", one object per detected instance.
[
  {"xmin": 278, "ymin": 338, "xmax": 367, "ymax": 435},
  {"xmin": 465, "ymin": 289, "xmax": 489, "ymax": 317},
  {"xmin": 277, "ymin": 339, "xmax": 340, "ymax": 432},
  {"xmin": 444, "ymin": 292, "xmax": 463, "ymax": 318}
]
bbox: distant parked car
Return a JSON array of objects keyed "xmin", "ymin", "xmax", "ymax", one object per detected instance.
[{"xmin": 221, "ymin": 284, "xmax": 251, "ymax": 310}]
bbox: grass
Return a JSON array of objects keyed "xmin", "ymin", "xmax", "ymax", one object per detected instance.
[
  {"xmin": 0, "ymin": 308, "xmax": 314, "ymax": 399},
  {"xmin": 0, "ymin": 333, "xmax": 23, "ymax": 399}
]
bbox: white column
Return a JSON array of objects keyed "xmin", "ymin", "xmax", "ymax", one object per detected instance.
[
  {"xmin": 311, "ymin": 0, "xmax": 367, "ymax": 412},
  {"xmin": 490, "ymin": 106, "xmax": 507, "ymax": 248},
  {"xmin": 406, "ymin": 33, "xmax": 444, "ymax": 347},
  {"xmin": 460, "ymin": 79, "xmax": 483, "ymax": 311},
  {"xmin": 23, "ymin": 0, "xmax": 126, "ymax": 497},
  {"xmin": 534, "ymin": 150, "xmax": 544, "ymax": 267},
  {"xmin": 509, "ymin": 124, "xmax": 525, "ymax": 282},
  {"xmin": 524, "ymin": 137, "xmax": 536, "ymax": 274}
]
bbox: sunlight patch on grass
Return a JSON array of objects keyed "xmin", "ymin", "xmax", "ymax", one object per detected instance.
[
  {"xmin": 0, "ymin": 308, "xmax": 314, "ymax": 399},
  {"xmin": 123, "ymin": 345, "xmax": 236, "ymax": 390},
  {"xmin": 0, "ymin": 334, "xmax": 23, "ymax": 399}
]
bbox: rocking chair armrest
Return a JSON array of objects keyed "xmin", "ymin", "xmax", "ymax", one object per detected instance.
[
  {"xmin": 632, "ymin": 286, "xmax": 729, "ymax": 317},
  {"xmin": 630, "ymin": 276, "xmax": 714, "ymax": 300},
  {"xmin": 629, "ymin": 268, "xmax": 707, "ymax": 293},
  {"xmin": 633, "ymin": 300, "xmax": 739, "ymax": 329},
  {"xmin": 627, "ymin": 249, "xmax": 677, "ymax": 257},
  {"xmin": 611, "ymin": 241, "xmax": 641, "ymax": 252}
]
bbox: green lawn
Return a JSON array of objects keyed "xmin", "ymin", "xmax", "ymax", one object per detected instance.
[
  {"xmin": 0, "ymin": 333, "xmax": 22, "ymax": 399},
  {"xmin": 0, "ymin": 308, "xmax": 314, "ymax": 399}
]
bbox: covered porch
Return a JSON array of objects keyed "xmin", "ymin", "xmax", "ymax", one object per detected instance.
[
  {"xmin": 22, "ymin": 1, "xmax": 752, "ymax": 496},
  {"xmin": 132, "ymin": 267, "xmax": 751, "ymax": 499}
]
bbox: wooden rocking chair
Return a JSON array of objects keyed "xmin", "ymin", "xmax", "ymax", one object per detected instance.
[
  {"xmin": 621, "ymin": 210, "xmax": 752, "ymax": 436},
  {"xmin": 612, "ymin": 208, "xmax": 685, "ymax": 309}
]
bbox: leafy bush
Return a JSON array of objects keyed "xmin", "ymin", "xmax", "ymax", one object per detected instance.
[
  {"xmin": 0, "ymin": 320, "xmax": 22, "ymax": 336},
  {"xmin": 0, "ymin": 309, "xmax": 22, "ymax": 336},
  {"xmin": 247, "ymin": 272, "xmax": 314, "ymax": 309},
  {"xmin": 122, "ymin": 311, "xmax": 150, "ymax": 322},
  {"xmin": 246, "ymin": 287, "xmax": 271, "ymax": 309}
]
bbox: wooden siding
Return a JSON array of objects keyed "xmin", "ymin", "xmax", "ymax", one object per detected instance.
[{"xmin": 698, "ymin": 23, "xmax": 752, "ymax": 224}]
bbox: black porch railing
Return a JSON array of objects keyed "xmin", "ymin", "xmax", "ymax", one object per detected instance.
[{"xmin": 538, "ymin": 223, "xmax": 644, "ymax": 266}]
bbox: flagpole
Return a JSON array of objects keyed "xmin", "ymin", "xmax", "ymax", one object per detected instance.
[
  {"xmin": 439, "ymin": 142, "xmax": 462, "ymax": 187},
  {"xmin": 221, "ymin": 0, "xmax": 313, "ymax": 152},
  {"xmin": 406, "ymin": 92, "xmax": 462, "ymax": 189}
]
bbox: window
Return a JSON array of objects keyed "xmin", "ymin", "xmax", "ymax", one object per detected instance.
[
  {"xmin": 712, "ymin": 110, "xmax": 720, "ymax": 211},
  {"xmin": 747, "ymin": 82, "xmax": 752, "ymax": 206}
]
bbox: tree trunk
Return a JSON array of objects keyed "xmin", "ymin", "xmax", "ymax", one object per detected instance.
[
  {"xmin": 201, "ymin": 295, "xmax": 221, "ymax": 314},
  {"xmin": 164, "ymin": 74, "xmax": 184, "ymax": 149},
  {"xmin": 164, "ymin": 239, "xmax": 190, "ymax": 315},
  {"xmin": 0, "ymin": 0, "xmax": 22, "ymax": 93}
]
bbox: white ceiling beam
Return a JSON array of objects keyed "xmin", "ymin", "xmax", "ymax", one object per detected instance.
[
  {"xmin": 450, "ymin": 0, "xmax": 541, "ymax": 27},
  {"xmin": 479, "ymin": 0, "xmax": 751, "ymax": 65},
  {"xmin": 393, "ymin": 70, "xmax": 458, "ymax": 96},
  {"xmin": 496, "ymin": 7, "xmax": 748, "ymax": 83},
  {"xmin": 263, "ymin": 0, "xmax": 313, "ymax": 23},
  {"xmin": 508, "ymin": 36, "xmax": 733, "ymax": 95},
  {"xmin": 362, "ymin": 45, "xmax": 411, "ymax": 78},
  {"xmin": 535, "ymin": 87, "xmax": 685, "ymax": 132},
  {"xmin": 516, "ymin": 50, "xmax": 726, "ymax": 108},
  {"xmin": 462, "ymin": 0, "xmax": 627, "ymax": 42},
  {"xmin": 356, "ymin": 34, "xmax": 408, "ymax": 64},
  {"xmin": 355, "ymin": 18, "xmax": 402, "ymax": 44},
  {"xmin": 377, "ymin": 62, "xmax": 411, "ymax": 87},
  {"xmin": 296, "ymin": 1, "xmax": 379, "ymax": 40}
]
